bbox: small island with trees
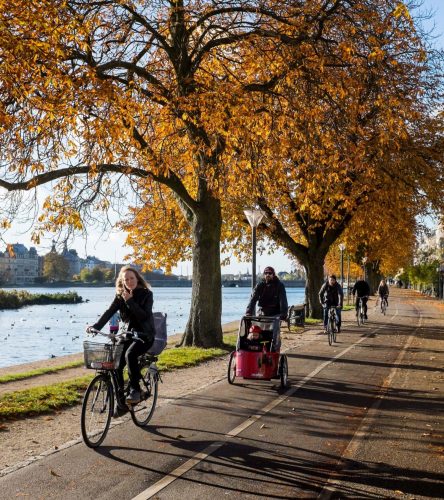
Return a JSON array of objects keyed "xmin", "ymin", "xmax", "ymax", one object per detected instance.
[{"xmin": 0, "ymin": 290, "xmax": 83, "ymax": 310}]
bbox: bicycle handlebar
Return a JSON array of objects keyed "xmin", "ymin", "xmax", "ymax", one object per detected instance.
[{"xmin": 85, "ymin": 327, "xmax": 146, "ymax": 342}]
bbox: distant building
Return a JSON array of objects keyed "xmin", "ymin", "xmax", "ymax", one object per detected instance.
[
  {"xmin": 82, "ymin": 255, "xmax": 112, "ymax": 271},
  {"xmin": 61, "ymin": 242, "xmax": 81, "ymax": 276},
  {"xmin": 417, "ymin": 222, "xmax": 444, "ymax": 262},
  {"xmin": 0, "ymin": 243, "xmax": 41, "ymax": 284}
]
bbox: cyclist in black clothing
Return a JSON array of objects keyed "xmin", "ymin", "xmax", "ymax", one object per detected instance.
[
  {"xmin": 319, "ymin": 275, "xmax": 344, "ymax": 332},
  {"xmin": 352, "ymin": 277, "xmax": 371, "ymax": 319},
  {"xmin": 246, "ymin": 266, "xmax": 288, "ymax": 319},
  {"xmin": 87, "ymin": 265, "xmax": 154, "ymax": 405}
]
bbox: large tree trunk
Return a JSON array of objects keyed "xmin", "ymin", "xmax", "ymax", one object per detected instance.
[
  {"xmin": 303, "ymin": 253, "xmax": 325, "ymax": 319},
  {"xmin": 180, "ymin": 196, "xmax": 223, "ymax": 347}
]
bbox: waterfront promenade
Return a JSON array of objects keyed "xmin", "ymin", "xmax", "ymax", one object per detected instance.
[{"xmin": 0, "ymin": 288, "xmax": 442, "ymax": 499}]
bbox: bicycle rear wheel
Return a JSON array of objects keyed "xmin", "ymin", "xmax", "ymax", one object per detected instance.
[
  {"xmin": 131, "ymin": 366, "xmax": 158, "ymax": 427},
  {"xmin": 81, "ymin": 374, "xmax": 113, "ymax": 448}
]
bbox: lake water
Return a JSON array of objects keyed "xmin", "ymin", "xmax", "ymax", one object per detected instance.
[{"xmin": 0, "ymin": 286, "xmax": 305, "ymax": 368}]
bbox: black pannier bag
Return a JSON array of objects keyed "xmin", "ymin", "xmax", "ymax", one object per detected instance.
[{"xmin": 147, "ymin": 312, "xmax": 167, "ymax": 355}]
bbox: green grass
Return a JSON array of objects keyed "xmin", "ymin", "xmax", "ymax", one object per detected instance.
[
  {"xmin": 342, "ymin": 305, "xmax": 354, "ymax": 311},
  {"xmin": 0, "ymin": 377, "xmax": 92, "ymax": 419},
  {"xmin": 0, "ymin": 360, "xmax": 84, "ymax": 384},
  {"xmin": 304, "ymin": 317, "xmax": 322, "ymax": 324}
]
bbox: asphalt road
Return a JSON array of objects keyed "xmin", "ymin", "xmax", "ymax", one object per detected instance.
[{"xmin": 1, "ymin": 289, "xmax": 443, "ymax": 499}]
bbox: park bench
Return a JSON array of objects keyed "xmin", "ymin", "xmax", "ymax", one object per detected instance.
[{"xmin": 287, "ymin": 303, "xmax": 305, "ymax": 329}]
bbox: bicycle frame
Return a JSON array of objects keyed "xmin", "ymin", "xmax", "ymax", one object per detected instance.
[
  {"xmin": 357, "ymin": 297, "xmax": 366, "ymax": 326},
  {"xmin": 380, "ymin": 295, "xmax": 388, "ymax": 314},
  {"xmin": 326, "ymin": 306, "xmax": 338, "ymax": 345}
]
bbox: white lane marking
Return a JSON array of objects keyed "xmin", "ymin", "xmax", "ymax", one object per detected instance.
[
  {"xmin": 132, "ymin": 326, "xmax": 380, "ymax": 500},
  {"xmin": 318, "ymin": 309, "xmax": 420, "ymax": 500}
]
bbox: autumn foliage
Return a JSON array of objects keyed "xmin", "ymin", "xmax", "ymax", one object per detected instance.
[{"xmin": 0, "ymin": 0, "xmax": 443, "ymax": 332}]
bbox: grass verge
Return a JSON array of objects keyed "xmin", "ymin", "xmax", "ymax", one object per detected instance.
[
  {"xmin": 0, "ymin": 360, "xmax": 85, "ymax": 384},
  {"xmin": 0, "ymin": 377, "xmax": 92, "ymax": 420}
]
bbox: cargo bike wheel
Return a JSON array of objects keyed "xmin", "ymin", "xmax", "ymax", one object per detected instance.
[
  {"xmin": 81, "ymin": 374, "xmax": 113, "ymax": 448},
  {"xmin": 278, "ymin": 355, "xmax": 288, "ymax": 388},
  {"xmin": 130, "ymin": 365, "xmax": 159, "ymax": 427},
  {"xmin": 227, "ymin": 351, "xmax": 236, "ymax": 384}
]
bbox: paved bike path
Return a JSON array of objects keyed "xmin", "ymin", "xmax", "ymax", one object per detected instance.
[{"xmin": 0, "ymin": 289, "xmax": 442, "ymax": 499}]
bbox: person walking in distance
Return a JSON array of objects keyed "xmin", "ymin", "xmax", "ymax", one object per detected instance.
[
  {"xmin": 352, "ymin": 276, "xmax": 371, "ymax": 320},
  {"xmin": 87, "ymin": 266, "xmax": 154, "ymax": 405},
  {"xmin": 246, "ymin": 266, "xmax": 288, "ymax": 319},
  {"xmin": 319, "ymin": 275, "xmax": 344, "ymax": 333}
]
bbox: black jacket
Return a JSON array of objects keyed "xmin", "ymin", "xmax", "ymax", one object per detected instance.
[
  {"xmin": 378, "ymin": 284, "xmax": 389, "ymax": 296},
  {"xmin": 93, "ymin": 287, "xmax": 154, "ymax": 341},
  {"xmin": 246, "ymin": 277, "xmax": 288, "ymax": 318},
  {"xmin": 319, "ymin": 281, "xmax": 343, "ymax": 307},
  {"xmin": 352, "ymin": 280, "xmax": 371, "ymax": 297}
]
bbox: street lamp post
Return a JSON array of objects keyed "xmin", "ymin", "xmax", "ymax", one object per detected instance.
[
  {"xmin": 338, "ymin": 243, "xmax": 346, "ymax": 290},
  {"xmin": 244, "ymin": 209, "xmax": 266, "ymax": 290},
  {"xmin": 346, "ymin": 253, "xmax": 351, "ymax": 305},
  {"xmin": 362, "ymin": 256, "xmax": 368, "ymax": 282}
]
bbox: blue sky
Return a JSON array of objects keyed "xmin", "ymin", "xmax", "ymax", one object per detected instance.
[{"xmin": 2, "ymin": 1, "xmax": 444, "ymax": 274}]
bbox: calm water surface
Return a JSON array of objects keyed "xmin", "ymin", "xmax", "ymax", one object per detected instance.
[{"xmin": 0, "ymin": 286, "xmax": 305, "ymax": 368}]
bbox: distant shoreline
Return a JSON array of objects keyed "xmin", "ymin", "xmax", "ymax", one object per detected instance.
[{"xmin": 1, "ymin": 279, "xmax": 306, "ymax": 288}]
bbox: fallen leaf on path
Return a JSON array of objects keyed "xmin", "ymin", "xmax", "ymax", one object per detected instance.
[{"xmin": 50, "ymin": 469, "xmax": 61, "ymax": 477}]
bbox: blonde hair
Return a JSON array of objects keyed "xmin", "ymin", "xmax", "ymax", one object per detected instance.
[{"xmin": 115, "ymin": 266, "xmax": 149, "ymax": 295}]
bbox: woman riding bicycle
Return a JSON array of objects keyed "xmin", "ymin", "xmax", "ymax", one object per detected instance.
[
  {"xmin": 377, "ymin": 279, "xmax": 389, "ymax": 308},
  {"xmin": 87, "ymin": 265, "xmax": 154, "ymax": 405}
]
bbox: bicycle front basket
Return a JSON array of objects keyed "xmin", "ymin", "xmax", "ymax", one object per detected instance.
[{"xmin": 83, "ymin": 341, "xmax": 123, "ymax": 370}]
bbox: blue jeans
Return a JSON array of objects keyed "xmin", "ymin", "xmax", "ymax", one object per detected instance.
[{"xmin": 323, "ymin": 306, "xmax": 341, "ymax": 328}]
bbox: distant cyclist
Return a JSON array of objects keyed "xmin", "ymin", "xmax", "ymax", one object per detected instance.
[
  {"xmin": 319, "ymin": 275, "xmax": 343, "ymax": 333},
  {"xmin": 377, "ymin": 279, "xmax": 389, "ymax": 309},
  {"xmin": 352, "ymin": 276, "xmax": 371, "ymax": 319}
]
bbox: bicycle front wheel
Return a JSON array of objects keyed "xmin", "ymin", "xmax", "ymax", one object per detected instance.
[
  {"xmin": 131, "ymin": 366, "xmax": 158, "ymax": 427},
  {"xmin": 227, "ymin": 351, "xmax": 237, "ymax": 384},
  {"xmin": 327, "ymin": 317, "xmax": 334, "ymax": 345},
  {"xmin": 357, "ymin": 307, "xmax": 363, "ymax": 326},
  {"xmin": 81, "ymin": 374, "xmax": 113, "ymax": 448}
]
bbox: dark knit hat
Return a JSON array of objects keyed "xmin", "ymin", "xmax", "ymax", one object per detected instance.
[{"xmin": 264, "ymin": 266, "xmax": 275, "ymax": 275}]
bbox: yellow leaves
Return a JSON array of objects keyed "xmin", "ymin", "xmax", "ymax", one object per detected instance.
[
  {"xmin": 0, "ymin": 219, "xmax": 11, "ymax": 230},
  {"xmin": 393, "ymin": 3, "xmax": 411, "ymax": 21},
  {"xmin": 369, "ymin": 47, "xmax": 385, "ymax": 62}
]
